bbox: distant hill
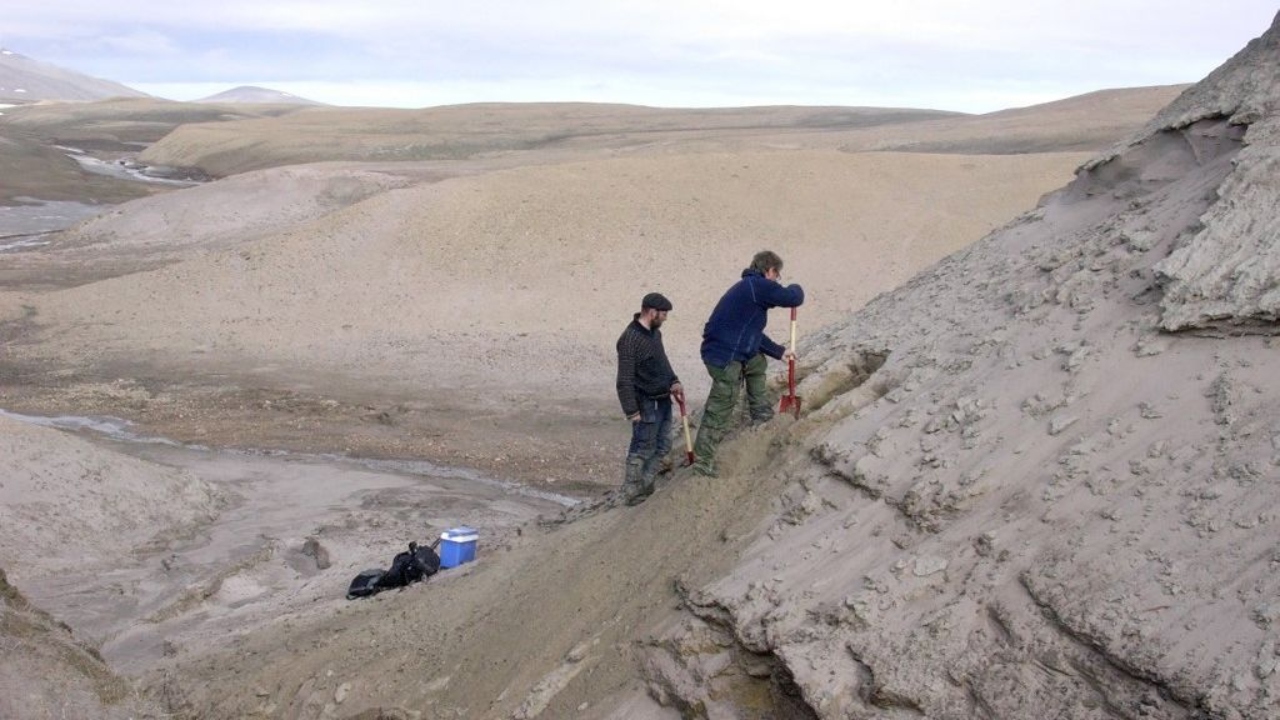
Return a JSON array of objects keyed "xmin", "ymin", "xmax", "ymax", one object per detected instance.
[
  {"xmin": 136, "ymin": 88, "xmax": 1181, "ymax": 178},
  {"xmin": 0, "ymin": 48, "xmax": 148, "ymax": 104},
  {"xmin": 194, "ymin": 86, "xmax": 325, "ymax": 105}
]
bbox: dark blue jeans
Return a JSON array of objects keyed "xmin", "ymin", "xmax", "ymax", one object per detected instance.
[{"xmin": 627, "ymin": 396, "xmax": 673, "ymax": 478}]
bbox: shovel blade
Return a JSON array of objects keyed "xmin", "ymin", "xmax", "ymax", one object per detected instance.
[
  {"xmin": 779, "ymin": 355, "xmax": 800, "ymax": 418},
  {"xmin": 779, "ymin": 393, "xmax": 801, "ymax": 418}
]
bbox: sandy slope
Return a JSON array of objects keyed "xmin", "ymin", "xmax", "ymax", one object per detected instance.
[
  {"xmin": 0, "ymin": 415, "xmax": 224, "ymax": 578},
  {"xmin": 0, "ymin": 416, "xmax": 216, "ymax": 719},
  {"xmin": 20, "ymin": 149, "xmax": 1089, "ymax": 394},
  {"xmin": 1, "ymin": 566, "xmax": 162, "ymax": 720},
  {"xmin": 0, "ymin": 78, "xmax": 1227, "ymax": 720},
  {"xmin": 0, "ymin": 148, "xmax": 1090, "ymax": 496}
]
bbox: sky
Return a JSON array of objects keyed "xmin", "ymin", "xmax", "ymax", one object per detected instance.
[{"xmin": 2, "ymin": 1, "xmax": 1277, "ymax": 113}]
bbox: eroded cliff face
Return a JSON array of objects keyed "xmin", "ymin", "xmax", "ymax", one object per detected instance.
[
  {"xmin": 647, "ymin": 12, "xmax": 1280, "ymax": 720},
  {"xmin": 1138, "ymin": 13, "xmax": 1280, "ymax": 333}
]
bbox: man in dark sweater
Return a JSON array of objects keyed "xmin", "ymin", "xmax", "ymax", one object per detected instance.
[
  {"xmin": 615, "ymin": 292, "xmax": 684, "ymax": 505},
  {"xmin": 692, "ymin": 251, "xmax": 804, "ymax": 477}
]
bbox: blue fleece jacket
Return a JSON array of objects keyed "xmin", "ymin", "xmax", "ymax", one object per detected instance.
[{"xmin": 700, "ymin": 268, "xmax": 805, "ymax": 368}]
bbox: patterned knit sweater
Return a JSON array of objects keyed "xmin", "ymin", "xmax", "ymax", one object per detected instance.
[{"xmin": 615, "ymin": 316, "xmax": 680, "ymax": 417}]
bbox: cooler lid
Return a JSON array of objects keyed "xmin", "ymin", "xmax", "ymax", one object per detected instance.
[{"xmin": 441, "ymin": 526, "xmax": 479, "ymax": 542}]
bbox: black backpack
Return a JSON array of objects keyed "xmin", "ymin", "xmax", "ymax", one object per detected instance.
[
  {"xmin": 346, "ymin": 569, "xmax": 386, "ymax": 599},
  {"xmin": 346, "ymin": 541, "xmax": 442, "ymax": 600}
]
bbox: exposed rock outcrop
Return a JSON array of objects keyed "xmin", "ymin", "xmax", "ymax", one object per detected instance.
[
  {"xmin": 1116, "ymin": 12, "xmax": 1280, "ymax": 333},
  {"xmin": 651, "ymin": 12, "xmax": 1280, "ymax": 720}
]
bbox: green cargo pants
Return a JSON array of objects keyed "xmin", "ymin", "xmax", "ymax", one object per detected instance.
[{"xmin": 691, "ymin": 353, "xmax": 772, "ymax": 476}]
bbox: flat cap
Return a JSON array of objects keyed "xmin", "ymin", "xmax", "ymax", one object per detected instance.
[{"xmin": 641, "ymin": 292, "xmax": 673, "ymax": 311}]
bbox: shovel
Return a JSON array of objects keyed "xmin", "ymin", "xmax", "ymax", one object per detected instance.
[
  {"xmin": 676, "ymin": 394, "xmax": 696, "ymax": 466},
  {"xmin": 778, "ymin": 307, "xmax": 802, "ymax": 419}
]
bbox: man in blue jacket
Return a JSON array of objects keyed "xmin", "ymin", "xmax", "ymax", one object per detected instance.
[{"xmin": 692, "ymin": 251, "xmax": 804, "ymax": 478}]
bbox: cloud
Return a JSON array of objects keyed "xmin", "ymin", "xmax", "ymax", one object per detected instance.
[
  {"xmin": 4, "ymin": 0, "xmax": 1277, "ymax": 112},
  {"xmin": 96, "ymin": 30, "xmax": 181, "ymax": 56}
]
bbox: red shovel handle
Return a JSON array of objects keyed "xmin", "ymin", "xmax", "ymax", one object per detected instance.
[{"xmin": 779, "ymin": 306, "xmax": 801, "ymax": 418}]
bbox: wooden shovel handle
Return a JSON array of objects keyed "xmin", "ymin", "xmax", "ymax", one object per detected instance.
[{"xmin": 677, "ymin": 396, "xmax": 696, "ymax": 464}]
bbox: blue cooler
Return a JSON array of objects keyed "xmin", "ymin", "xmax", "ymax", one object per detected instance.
[{"xmin": 439, "ymin": 526, "xmax": 479, "ymax": 568}]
